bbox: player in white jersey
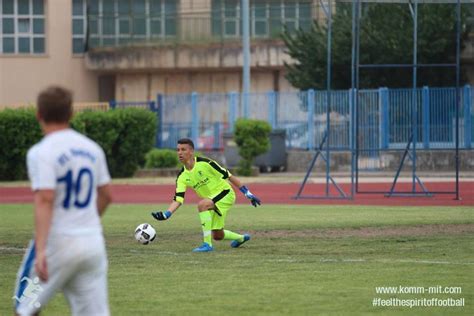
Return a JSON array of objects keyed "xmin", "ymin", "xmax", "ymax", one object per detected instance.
[{"xmin": 13, "ymin": 86, "xmax": 112, "ymax": 316}]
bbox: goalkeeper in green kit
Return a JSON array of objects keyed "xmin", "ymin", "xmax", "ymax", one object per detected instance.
[{"xmin": 151, "ymin": 138, "xmax": 261, "ymax": 252}]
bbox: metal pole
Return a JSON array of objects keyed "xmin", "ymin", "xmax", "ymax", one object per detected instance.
[
  {"xmin": 326, "ymin": 0, "xmax": 332, "ymax": 195},
  {"xmin": 411, "ymin": 0, "xmax": 418, "ymax": 193},
  {"xmin": 464, "ymin": 85, "xmax": 472, "ymax": 149},
  {"xmin": 191, "ymin": 92, "xmax": 199, "ymax": 146},
  {"xmin": 455, "ymin": 0, "xmax": 461, "ymax": 200},
  {"xmin": 242, "ymin": 0, "xmax": 250, "ymax": 118},
  {"xmin": 268, "ymin": 91, "xmax": 277, "ymax": 129},
  {"xmin": 228, "ymin": 92, "xmax": 238, "ymax": 133},
  {"xmin": 308, "ymin": 90, "xmax": 316, "ymax": 150},
  {"xmin": 350, "ymin": 0, "xmax": 357, "ymax": 198},
  {"xmin": 353, "ymin": 0, "xmax": 361, "ymax": 193},
  {"xmin": 156, "ymin": 94, "xmax": 164, "ymax": 148}
]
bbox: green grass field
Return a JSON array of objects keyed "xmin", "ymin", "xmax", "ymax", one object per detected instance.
[{"xmin": 1, "ymin": 204, "xmax": 473, "ymax": 315}]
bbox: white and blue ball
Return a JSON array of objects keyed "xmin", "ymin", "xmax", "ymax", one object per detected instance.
[{"xmin": 134, "ymin": 223, "xmax": 156, "ymax": 245}]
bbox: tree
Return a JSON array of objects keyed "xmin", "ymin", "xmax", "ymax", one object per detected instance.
[
  {"xmin": 234, "ymin": 119, "xmax": 271, "ymax": 176},
  {"xmin": 282, "ymin": 3, "xmax": 471, "ymax": 89}
]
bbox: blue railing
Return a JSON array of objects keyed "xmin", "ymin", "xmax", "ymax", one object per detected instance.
[{"xmin": 111, "ymin": 85, "xmax": 474, "ymax": 151}]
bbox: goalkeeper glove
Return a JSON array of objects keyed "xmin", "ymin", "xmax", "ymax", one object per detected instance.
[
  {"xmin": 151, "ymin": 210, "xmax": 172, "ymax": 221},
  {"xmin": 239, "ymin": 186, "xmax": 261, "ymax": 207}
]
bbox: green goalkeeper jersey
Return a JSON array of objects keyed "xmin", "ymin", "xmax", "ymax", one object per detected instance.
[{"xmin": 173, "ymin": 156, "xmax": 233, "ymax": 204}]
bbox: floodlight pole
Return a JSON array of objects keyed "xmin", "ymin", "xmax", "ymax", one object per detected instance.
[
  {"xmin": 351, "ymin": 0, "xmax": 360, "ymax": 197},
  {"xmin": 242, "ymin": 0, "xmax": 250, "ymax": 118}
]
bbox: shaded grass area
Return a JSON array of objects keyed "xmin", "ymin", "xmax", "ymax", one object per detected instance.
[{"xmin": 0, "ymin": 204, "xmax": 472, "ymax": 315}]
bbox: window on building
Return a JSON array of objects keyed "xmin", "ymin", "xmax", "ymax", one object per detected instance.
[
  {"xmin": 72, "ymin": 0, "xmax": 86, "ymax": 54},
  {"xmin": 212, "ymin": 0, "xmax": 312, "ymax": 39},
  {"xmin": 73, "ymin": 0, "xmax": 177, "ymax": 52},
  {"xmin": 1, "ymin": 0, "xmax": 45, "ymax": 54}
]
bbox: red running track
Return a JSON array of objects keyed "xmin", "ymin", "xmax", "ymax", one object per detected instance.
[{"xmin": 1, "ymin": 182, "xmax": 473, "ymax": 206}]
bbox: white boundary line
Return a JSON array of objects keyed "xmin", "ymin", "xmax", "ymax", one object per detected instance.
[{"xmin": 268, "ymin": 258, "xmax": 474, "ymax": 265}]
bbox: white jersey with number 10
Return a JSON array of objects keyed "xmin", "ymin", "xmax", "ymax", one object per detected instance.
[{"xmin": 27, "ymin": 128, "xmax": 111, "ymax": 237}]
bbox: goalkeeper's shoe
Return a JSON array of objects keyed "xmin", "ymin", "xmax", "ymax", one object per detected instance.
[
  {"xmin": 192, "ymin": 242, "xmax": 214, "ymax": 252},
  {"xmin": 230, "ymin": 234, "xmax": 251, "ymax": 248}
]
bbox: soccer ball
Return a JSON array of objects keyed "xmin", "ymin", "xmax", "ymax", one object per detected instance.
[{"xmin": 134, "ymin": 223, "xmax": 156, "ymax": 245}]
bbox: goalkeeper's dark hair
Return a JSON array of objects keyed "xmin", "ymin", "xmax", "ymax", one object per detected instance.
[
  {"xmin": 37, "ymin": 86, "xmax": 73, "ymax": 123},
  {"xmin": 177, "ymin": 138, "xmax": 194, "ymax": 149}
]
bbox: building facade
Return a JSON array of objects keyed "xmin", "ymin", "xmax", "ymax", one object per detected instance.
[
  {"xmin": 1, "ymin": 0, "xmax": 322, "ymax": 104},
  {"xmin": 1, "ymin": 0, "xmax": 473, "ymax": 105},
  {"xmin": 83, "ymin": 0, "xmax": 320, "ymax": 101},
  {"xmin": 0, "ymin": 0, "xmax": 98, "ymax": 104}
]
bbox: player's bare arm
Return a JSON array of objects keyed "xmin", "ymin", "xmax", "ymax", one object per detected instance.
[
  {"xmin": 228, "ymin": 175, "xmax": 243, "ymax": 189},
  {"xmin": 97, "ymin": 184, "xmax": 112, "ymax": 217},
  {"xmin": 34, "ymin": 189, "xmax": 54, "ymax": 282},
  {"xmin": 167, "ymin": 200, "xmax": 182, "ymax": 214}
]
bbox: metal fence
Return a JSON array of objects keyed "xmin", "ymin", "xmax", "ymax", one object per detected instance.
[
  {"xmin": 140, "ymin": 86, "xmax": 472, "ymax": 151},
  {"xmin": 1, "ymin": 87, "xmax": 461, "ymax": 152},
  {"xmin": 4, "ymin": 88, "xmax": 470, "ymax": 152}
]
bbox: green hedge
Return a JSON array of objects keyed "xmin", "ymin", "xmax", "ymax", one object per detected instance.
[
  {"xmin": 145, "ymin": 149, "xmax": 178, "ymax": 168},
  {"xmin": 0, "ymin": 107, "xmax": 157, "ymax": 180},
  {"xmin": 0, "ymin": 108, "xmax": 42, "ymax": 180},
  {"xmin": 72, "ymin": 108, "xmax": 157, "ymax": 178},
  {"xmin": 143, "ymin": 149, "xmax": 207, "ymax": 169}
]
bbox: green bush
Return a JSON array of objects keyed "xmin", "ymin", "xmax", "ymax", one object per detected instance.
[
  {"xmin": 72, "ymin": 108, "xmax": 157, "ymax": 177},
  {"xmin": 194, "ymin": 151, "xmax": 203, "ymax": 158},
  {"xmin": 0, "ymin": 107, "xmax": 156, "ymax": 180},
  {"xmin": 0, "ymin": 108, "xmax": 42, "ymax": 180},
  {"xmin": 234, "ymin": 118, "xmax": 271, "ymax": 176},
  {"xmin": 145, "ymin": 149, "xmax": 178, "ymax": 168}
]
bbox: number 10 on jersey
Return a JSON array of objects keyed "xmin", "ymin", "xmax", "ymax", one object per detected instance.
[{"xmin": 57, "ymin": 167, "xmax": 93, "ymax": 209}]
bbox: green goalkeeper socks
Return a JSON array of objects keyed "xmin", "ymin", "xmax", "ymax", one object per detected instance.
[
  {"xmin": 223, "ymin": 230, "xmax": 244, "ymax": 242},
  {"xmin": 199, "ymin": 211, "xmax": 212, "ymax": 246}
]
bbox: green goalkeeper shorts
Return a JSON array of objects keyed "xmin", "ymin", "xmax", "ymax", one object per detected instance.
[{"xmin": 211, "ymin": 189, "xmax": 236, "ymax": 230}]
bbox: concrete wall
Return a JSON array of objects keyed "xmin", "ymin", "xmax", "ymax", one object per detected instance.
[
  {"xmin": 85, "ymin": 40, "xmax": 292, "ymax": 71},
  {"xmin": 200, "ymin": 149, "xmax": 474, "ymax": 173},
  {"xmin": 0, "ymin": 1, "xmax": 98, "ymax": 105},
  {"xmin": 286, "ymin": 150, "xmax": 474, "ymax": 172},
  {"xmin": 115, "ymin": 69, "xmax": 293, "ymax": 101}
]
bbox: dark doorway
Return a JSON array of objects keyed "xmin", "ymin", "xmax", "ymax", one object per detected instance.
[{"xmin": 98, "ymin": 75, "xmax": 116, "ymax": 102}]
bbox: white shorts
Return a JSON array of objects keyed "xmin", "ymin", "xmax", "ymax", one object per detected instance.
[{"xmin": 14, "ymin": 234, "xmax": 109, "ymax": 316}]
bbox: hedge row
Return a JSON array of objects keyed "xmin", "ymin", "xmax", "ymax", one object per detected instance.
[
  {"xmin": 0, "ymin": 109, "xmax": 42, "ymax": 180},
  {"xmin": 145, "ymin": 149, "xmax": 178, "ymax": 168},
  {"xmin": 0, "ymin": 108, "xmax": 157, "ymax": 180},
  {"xmin": 144, "ymin": 149, "xmax": 205, "ymax": 169}
]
